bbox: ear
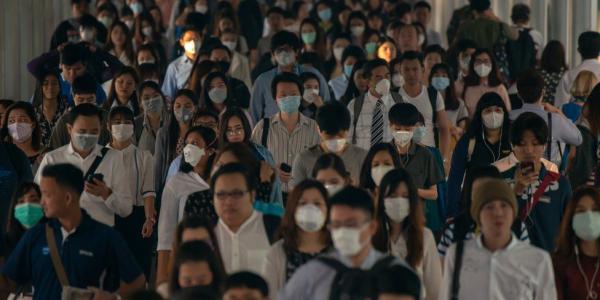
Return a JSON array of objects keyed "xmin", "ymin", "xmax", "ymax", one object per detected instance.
[
  {"xmin": 368, "ymin": 218, "xmax": 379, "ymax": 235},
  {"xmin": 67, "ymin": 124, "xmax": 73, "ymax": 136}
]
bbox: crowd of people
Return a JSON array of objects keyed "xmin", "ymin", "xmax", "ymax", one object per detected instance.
[{"xmin": 1, "ymin": 0, "xmax": 600, "ymax": 299}]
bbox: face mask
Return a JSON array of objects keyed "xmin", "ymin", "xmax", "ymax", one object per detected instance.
[
  {"xmin": 392, "ymin": 73, "xmax": 404, "ymax": 88},
  {"xmin": 209, "ymin": 87, "xmax": 228, "ymax": 104},
  {"xmin": 184, "ymin": 40, "xmax": 201, "ymax": 55},
  {"xmin": 80, "ymin": 28, "xmax": 94, "ymax": 42},
  {"xmin": 195, "ymin": 3, "xmax": 208, "ymax": 13},
  {"xmin": 183, "ymin": 144, "xmax": 206, "ymax": 166},
  {"xmin": 124, "ymin": 20, "xmax": 135, "ymax": 30},
  {"xmin": 482, "ymin": 111, "xmax": 503, "ymax": 130},
  {"xmin": 371, "ymin": 165, "xmax": 394, "ymax": 186},
  {"xmin": 303, "ymin": 88, "xmax": 319, "ymax": 103},
  {"xmin": 392, "ymin": 130, "xmax": 413, "ymax": 147},
  {"xmin": 572, "ymin": 211, "xmax": 600, "ymax": 241},
  {"xmin": 301, "ymin": 32, "xmax": 317, "ymax": 44},
  {"xmin": 350, "ymin": 26, "xmax": 365, "ymax": 37},
  {"xmin": 145, "ymin": 95, "xmax": 163, "ymax": 113},
  {"xmin": 142, "ymin": 26, "xmax": 153, "ymax": 37},
  {"xmin": 277, "ymin": 96, "xmax": 301, "ymax": 114},
  {"xmin": 223, "ymin": 41, "xmax": 237, "ymax": 51},
  {"xmin": 14, "ymin": 203, "xmax": 43, "ymax": 229},
  {"xmin": 275, "ymin": 51, "xmax": 296, "ymax": 66},
  {"xmin": 138, "ymin": 58, "xmax": 156, "ymax": 65},
  {"xmin": 324, "ymin": 138, "xmax": 346, "ymax": 152},
  {"xmin": 295, "ymin": 204, "xmax": 326, "ymax": 232},
  {"xmin": 332, "ymin": 225, "xmax": 367, "ymax": 256},
  {"xmin": 384, "ymin": 197, "xmax": 410, "ymax": 223},
  {"xmin": 431, "ymin": 76, "xmax": 450, "ymax": 91},
  {"xmin": 474, "ymin": 63, "xmax": 492, "ymax": 77},
  {"xmin": 174, "ymin": 107, "xmax": 194, "ymax": 123},
  {"xmin": 375, "ymin": 78, "xmax": 391, "ymax": 96},
  {"xmin": 333, "ymin": 47, "xmax": 345, "ymax": 61},
  {"xmin": 417, "ymin": 34, "xmax": 425, "ymax": 46},
  {"xmin": 98, "ymin": 16, "xmax": 113, "ymax": 28},
  {"xmin": 72, "ymin": 133, "xmax": 99, "ymax": 151},
  {"xmin": 343, "ymin": 64, "xmax": 354, "ymax": 78},
  {"xmin": 412, "ymin": 126, "xmax": 427, "ymax": 144},
  {"xmin": 8, "ymin": 123, "xmax": 33, "ymax": 143},
  {"xmin": 111, "ymin": 124, "xmax": 134, "ymax": 142},
  {"xmin": 318, "ymin": 8, "xmax": 332, "ymax": 22},
  {"xmin": 325, "ymin": 184, "xmax": 344, "ymax": 196},
  {"xmin": 365, "ymin": 42, "xmax": 377, "ymax": 54},
  {"xmin": 459, "ymin": 55, "xmax": 471, "ymax": 71},
  {"xmin": 129, "ymin": 2, "xmax": 143, "ymax": 15}
]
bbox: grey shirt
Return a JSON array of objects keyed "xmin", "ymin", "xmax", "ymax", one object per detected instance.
[
  {"xmin": 134, "ymin": 113, "xmax": 168, "ymax": 155},
  {"xmin": 398, "ymin": 142, "xmax": 444, "ymax": 190}
]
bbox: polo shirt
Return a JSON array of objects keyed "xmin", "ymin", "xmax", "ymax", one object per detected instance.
[
  {"xmin": 2, "ymin": 212, "xmax": 142, "ymax": 300},
  {"xmin": 398, "ymin": 85, "xmax": 445, "ymax": 147},
  {"xmin": 161, "ymin": 55, "xmax": 195, "ymax": 100},
  {"xmin": 397, "ymin": 142, "xmax": 444, "ymax": 192}
]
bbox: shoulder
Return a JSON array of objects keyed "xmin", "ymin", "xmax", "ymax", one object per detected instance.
[{"xmin": 255, "ymin": 69, "xmax": 276, "ymax": 82}]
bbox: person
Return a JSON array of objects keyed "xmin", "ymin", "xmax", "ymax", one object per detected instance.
[
  {"xmin": 49, "ymin": 0, "xmax": 108, "ymax": 50},
  {"xmin": 299, "ymin": 72, "xmax": 325, "ymax": 119},
  {"xmin": 397, "ymin": 51, "xmax": 451, "ymax": 165},
  {"xmin": 339, "ymin": 61, "xmax": 368, "ymax": 106},
  {"xmin": 374, "ymin": 265, "xmax": 421, "ymax": 300},
  {"xmin": 223, "ymin": 271, "xmax": 270, "ymax": 300},
  {"xmin": 256, "ymin": 7, "xmax": 285, "ymax": 59},
  {"xmin": 0, "ymin": 99, "xmax": 15, "ymax": 127},
  {"xmin": 2, "ymin": 163, "xmax": 145, "ymax": 299},
  {"xmin": 134, "ymin": 81, "xmax": 168, "ymax": 155},
  {"xmin": 553, "ymin": 187, "xmax": 600, "ymax": 300},
  {"xmin": 262, "ymin": 180, "xmax": 332, "ymax": 298},
  {"xmin": 554, "ymin": 31, "xmax": 600, "ymax": 107},
  {"xmin": 104, "ymin": 21, "xmax": 135, "ymax": 67},
  {"xmin": 169, "ymin": 240, "xmax": 225, "ymax": 296},
  {"xmin": 539, "ymin": 41, "xmax": 568, "ymax": 105},
  {"xmin": 162, "ymin": 25, "xmax": 204, "ymax": 100},
  {"xmin": 358, "ymin": 142, "xmax": 401, "ymax": 195},
  {"xmin": 422, "ymin": 45, "xmax": 446, "ymax": 86},
  {"xmin": 198, "ymin": 71, "xmax": 235, "ymax": 115},
  {"xmin": 220, "ymin": 28, "xmax": 252, "ymax": 88},
  {"xmin": 278, "ymin": 186, "xmax": 415, "ymax": 299},
  {"xmin": 328, "ymin": 46, "xmax": 366, "ymax": 101},
  {"xmin": 452, "ymin": 39, "xmax": 477, "ymax": 98},
  {"xmin": 326, "ymin": 33, "xmax": 352, "ymax": 82},
  {"xmin": 372, "ymin": 169, "xmax": 442, "ymax": 300},
  {"xmin": 32, "ymin": 71, "xmax": 68, "ymax": 148},
  {"xmin": 250, "ymin": 30, "xmax": 330, "ymax": 124},
  {"xmin": 393, "ymin": 23, "xmax": 420, "ymax": 55},
  {"xmin": 438, "ymin": 179, "xmax": 556, "ymax": 300},
  {"xmin": 3, "ymin": 182, "xmax": 44, "ymax": 259},
  {"xmin": 312, "ymin": 153, "xmax": 353, "ymax": 196},
  {"xmin": 494, "ymin": 112, "xmax": 572, "ymax": 251},
  {"xmin": 509, "ymin": 69, "xmax": 582, "ymax": 166},
  {"xmin": 251, "ymin": 73, "xmax": 320, "ymax": 194},
  {"xmin": 510, "ymin": 3, "xmax": 543, "ymax": 59},
  {"xmin": 413, "ymin": 1, "xmax": 442, "ymax": 47},
  {"xmin": 103, "ymin": 66, "xmax": 141, "ymax": 117},
  {"xmin": 299, "ymin": 18, "xmax": 327, "ymax": 61},
  {"xmin": 36, "ymin": 104, "xmax": 133, "ymax": 226},
  {"xmin": 291, "ymin": 102, "xmax": 367, "ymax": 188},
  {"xmin": 377, "ymin": 37, "xmax": 398, "ymax": 63},
  {"xmin": 207, "ymin": 44, "xmax": 252, "ymax": 109},
  {"xmin": 430, "ymin": 63, "xmax": 468, "ymax": 145},
  {"xmin": 453, "ymin": 0, "xmax": 518, "ymax": 49},
  {"xmin": 212, "ymin": 163, "xmax": 281, "ymax": 274},
  {"xmin": 133, "ymin": 12, "xmax": 167, "ymax": 65},
  {"xmin": 447, "ymin": 93, "xmax": 512, "ymax": 217},
  {"xmin": 2, "ymin": 102, "xmax": 44, "ymax": 174}
]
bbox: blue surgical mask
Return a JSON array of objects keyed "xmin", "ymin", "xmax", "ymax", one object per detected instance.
[
  {"xmin": 431, "ymin": 77, "xmax": 450, "ymax": 91},
  {"xmin": 277, "ymin": 96, "xmax": 301, "ymax": 114},
  {"xmin": 343, "ymin": 64, "xmax": 354, "ymax": 78},
  {"xmin": 318, "ymin": 8, "xmax": 332, "ymax": 22},
  {"xmin": 365, "ymin": 42, "xmax": 377, "ymax": 54},
  {"xmin": 412, "ymin": 126, "xmax": 427, "ymax": 144}
]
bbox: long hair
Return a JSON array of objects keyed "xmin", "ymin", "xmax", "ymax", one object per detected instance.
[
  {"xmin": 1, "ymin": 102, "xmax": 43, "ymax": 152},
  {"xmin": 372, "ymin": 168, "xmax": 424, "ymax": 268},
  {"xmin": 32, "ymin": 70, "xmax": 65, "ymax": 110},
  {"xmin": 278, "ymin": 180, "xmax": 332, "ymax": 255},
  {"xmin": 358, "ymin": 143, "xmax": 402, "ymax": 192},
  {"xmin": 5, "ymin": 182, "xmax": 44, "ymax": 257},
  {"xmin": 311, "ymin": 153, "xmax": 352, "ymax": 183},
  {"xmin": 104, "ymin": 66, "xmax": 141, "ymax": 116},
  {"xmin": 429, "ymin": 63, "xmax": 460, "ymax": 111},
  {"xmin": 555, "ymin": 187, "xmax": 600, "ymax": 259},
  {"xmin": 585, "ymin": 83, "xmax": 600, "ymax": 136},
  {"xmin": 217, "ymin": 107, "xmax": 252, "ymax": 149},
  {"xmin": 463, "ymin": 48, "xmax": 504, "ymax": 97},
  {"xmin": 541, "ymin": 40, "xmax": 568, "ymax": 73},
  {"xmin": 201, "ymin": 71, "xmax": 233, "ymax": 114},
  {"xmin": 300, "ymin": 18, "xmax": 327, "ymax": 59},
  {"xmin": 168, "ymin": 89, "xmax": 197, "ymax": 154},
  {"xmin": 188, "ymin": 60, "xmax": 220, "ymax": 99},
  {"xmin": 464, "ymin": 92, "xmax": 510, "ymax": 142},
  {"xmin": 169, "ymin": 240, "xmax": 226, "ymax": 295},
  {"xmin": 179, "ymin": 126, "xmax": 218, "ymax": 177},
  {"xmin": 340, "ymin": 60, "xmax": 366, "ymax": 106},
  {"xmin": 104, "ymin": 21, "xmax": 135, "ymax": 65}
]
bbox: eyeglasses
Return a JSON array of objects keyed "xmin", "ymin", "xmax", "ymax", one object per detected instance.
[
  {"xmin": 215, "ymin": 189, "xmax": 249, "ymax": 201},
  {"xmin": 226, "ymin": 128, "xmax": 244, "ymax": 136}
]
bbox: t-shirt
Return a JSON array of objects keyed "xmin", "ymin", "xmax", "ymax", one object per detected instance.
[{"xmin": 399, "ymin": 86, "xmax": 445, "ymax": 147}]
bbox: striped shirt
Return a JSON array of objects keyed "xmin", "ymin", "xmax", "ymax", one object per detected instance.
[
  {"xmin": 347, "ymin": 91, "xmax": 394, "ymax": 151},
  {"xmin": 251, "ymin": 113, "xmax": 320, "ymax": 192},
  {"xmin": 437, "ymin": 221, "xmax": 529, "ymax": 257}
]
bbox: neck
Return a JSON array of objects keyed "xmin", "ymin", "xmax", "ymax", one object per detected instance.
[
  {"xmin": 214, "ymin": 103, "xmax": 225, "ymax": 112},
  {"xmin": 485, "ymin": 128, "xmax": 501, "ymax": 143},
  {"xmin": 179, "ymin": 122, "xmax": 189, "ymax": 134},
  {"xmin": 193, "ymin": 161, "xmax": 206, "ymax": 177},
  {"xmin": 298, "ymin": 231, "xmax": 326, "ymax": 252},
  {"xmin": 349, "ymin": 245, "xmax": 371, "ymax": 267},
  {"xmin": 479, "ymin": 77, "xmax": 489, "ymax": 85},
  {"xmin": 225, "ymin": 212, "xmax": 252, "ymax": 233},
  {"xmin": 58, "ymin": 209, "xmax": 82, "ymax": 232},
  {"xmin": 397, "ymin": 143, "xmax": 411, "ymax": 154},
  {"xmin": 73, "ymin": 145, "xmax": 93, "ymax": 159},
  {"xmin": 110, "ymin": 139, "xmax": 130, "ymax": 150},
  {"xmin": 579, "ymin": 239, "xmax": 600, "ymax": 257},
  {"xmin": 481, "ymin": 232, "xmax": 512, "ymax": 252},
  {"xmin": 117, "ymin": 96, "xmax": 129, "ymax": 105},
  {"xmin": 281, "ymin": 112, "xmax": 299, "ymax": 125},
  {"xmin": 404, "ymin": 82, "xmax": 421, "ymax": 96},
  {"xmin": 389, "ymin": 221, "xmax": 403, "ymax": 241},
  {"xmin": 43, "ymin": 98, "xmax": 58, "ymax": 109},
  {"xmin": 185, "ymin": 53, "xmax": 197, "ymax": 61},
  {"xmin": 280, "ymin": 64, "xmax": 295, "ymax": 73},
  {"xmin": 369, "ymin": 89, "xmax": 382, "ymax": 99},
  {"xmin": 114, "ymin": 45, "xmax": 124, "ymax": 53}
]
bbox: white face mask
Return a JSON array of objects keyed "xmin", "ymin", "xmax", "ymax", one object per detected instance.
[
  {"xmin": 142, "ymin": 26, "xmax": 153, "ymax": 37},
  {"xmin": 295, "ymin": 204, "xmax": 326, "ymax": 232},
  {"xmin": 325, "ymin": 184, "xmax": 344, "ymax": 196},
  {"xmin": 72, "ymin": 133, "xmax": 99, "ymax": 152},
  {"xmin": 208, "ymin": 87, "xmax": 228, "ymax": 104},
  {"xmin": 124, "ymin": 20, "xmax": 135, "ymax": 30},
  {"xmin": 222, "ymin": 41, "xmax": 237, "ymax": 52},
  {"xmin": 138, "ymin": 58, "xmax": 156, "ymax": 65},
  {"xmin": 392, "ymin": 130, "xmax": 413, "ymax": 147},
  {"xmin": 371, "ymin": 165, "xmax": 395, "ymax": 186},
  {"xmin": 375, "ymin": 78, "xmax": 391, "ymax": 96},
  {"xmin": 384, "ymin": 197, "xmax": 410, "ymax": 223},
  {"xmin": 350, "ymin": 26, "xmax": 365, "ymax": 37},
  {"xmin": 111, "ymin": 124, "xmax": 134, "ymax": 142},
  {"xmin": 8, "ymin": 123, "xmax": 33, "ymax": 143},
  {"xmin": 80, "ymin": 28, "xmax": 95, "ymax": 42},
  {"xmin": 474, "ymin": 63, "xmax": 492, "ymax": 77},
  {"xmin": 333, "ymin": 47, "xmax": 345, "ymax": 61},
  {"xmin": 195, "ymin": 3, "xmax": 208, "ymax": 13},
  {"xmin": 331, "ymin": 224, "xmax": 368, "ymax": 256},
  {"xmin": 183, "ymin": 144, "xmax": 206, "ymax": 167},
  {"xmin": 324, "ymin": 138, "xmax": 347, "ymax": 153},
  {"xmin": 572, "ymin": 211, "xmax": 600, "ymax": 241},
  {"xmin": 392, "ymin": 73, "xmax": 404, "ymax": 88},
  {"xmin": 184, "ymin": 40, "xmax": 200, "ymax": 54},
  {"xmin": 303, "ymin": 88, "xmax": 319, "ymax": 103},
  {"xmin": 275, "ymin": 51, "xmax": 296, "ymax": 66},
  {"xmin": 482, "ymin": 111, "xmax": 503, "ymax": 129}
]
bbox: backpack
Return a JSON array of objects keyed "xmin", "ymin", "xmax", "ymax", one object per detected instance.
[
  {"xmin": 262, "ymin": 214, "xmax": 281, "ymax": 244},
  {"xmin": 506, "ymin": 28, "xmax": 537, "ymax": 82},
  {"xmin": 318, "ymin": 255, "xmax": 396, "ymax": 300}
]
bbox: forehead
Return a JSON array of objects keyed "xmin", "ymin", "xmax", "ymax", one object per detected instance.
[
  {"xmin": 276, "ymin": 81, "xmax": 300, "ymax": 92},
  {"xmin": 72, "ymin": 114, "xmax": 101, "ymax": 127},
  {"xmin": 215, "ymin": 172, "xmax": 247, "ymax": 189},
  {"xmin": 330, "ymin": 204, "xmax": 369, "ymax": 220}
]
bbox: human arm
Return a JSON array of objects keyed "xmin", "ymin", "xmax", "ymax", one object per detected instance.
[
  {"xmin": 436, "ymin": 109, "xmax": 452, "ymax": 170},
  {"xmin": 418, "ymin": 185, "xmax": 438, "ymax": 201}
]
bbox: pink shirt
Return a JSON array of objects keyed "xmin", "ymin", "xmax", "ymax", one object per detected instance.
[{"xmin": 464, "ymin": 84, "xmax": 511, "ymax": 118}]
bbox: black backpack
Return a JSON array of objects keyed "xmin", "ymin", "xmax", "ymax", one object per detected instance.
[
  {"xmin": 506, "ymin": 28, "xmax": 536, "ymax": 81},
  {"xmin": 318, "ymin": 255, "xmax": 396, "ymax": 300}
]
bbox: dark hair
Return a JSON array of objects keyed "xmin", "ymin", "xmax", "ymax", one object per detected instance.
[
  {"xmin": 271, "ymin": 30, "xmax": 301, "ymax": 52},
  {"xmin": 167, "ymin": 89, "xmax": 197, "ymax": 154},
  {"xmin": 456, "ymin": 39, "xmax": 478, "ymax": 53},
  {"xmin": 541, "ymin": 40, "xmax": 568, "ymax": 73},
  {"xmin": 67, "ymin": 103, "xmax": 103, "ymax": 125},
  {"xmin": 516, "ymin": 69, "xmax": 544, "ymax": 104},
  {"xmin": 578, "ymin": 31, "xmax": 600, "ymax": 59},
  {"xmin": 299, "ymin": 72, "xmax": 320, "ymax": 87},
  {"xmin": 180, "ymin": 24, "xmax": 203, "ymax": 38},
  {"xmin": 223, "ymin": 271, "xmax": 269, "ymax": 297},
  {"xmin": 173, "ymin": 216, "xmax": 224, "ymax": 269},
  {"xmin": 340, "ymin": 60, "xmax": 367, "ymax": 106},
  {"xmin": 104, "ymin": 21, "xmax": 135, "ymax": 65},
  {"xmin": 470, "ymin": 0, "xmax": 491, "ymax": 12},
  {"xmin": 363, "ymin": 58, "xmax": 389, "ymax": 79},
  {"xmin": 179, "ymin": 126, "xmax": 217, "ymax": 175},
  {"xmin": 0, "ymin": 99, "xmax": 15, "ymax": 110},
  {"xmin": 171, "ymin": 286, "xmax": 217, "ymax": 300},
  {"xmin": 359, "ymin": 143, "xmax": 402, "ymax": 191},
  {"xmin": 510, "ymin": 112, "xmax": 548, "ymax": 146},
  {"xmin": 201, "ymin": 71, "xmax": 233, "ymax": 114},
  {"xmin": 72, "ymin": 73, "xmax": 96, "ymax": 95},
  {"xmin": 41, "ymin": 163, "xmax": 84, "ymax": 195},
  {"xmin": 6, "ymin": 182, "xmax": 42, "ymax": 239},
  {"xmin": 555, "ymin": 187, "xmax": 600, "ymax": 259},
  {"xmin": 1, "ymin": 102, "xmax": 42, "ymax": 151},
  {"xmin": 135, "ymin": 43, "xmax": 161, "ymax": 69},
  {"xmin": 169, "ymin": 240, "xmax": 225, "ymax": 294},
  {"xmin": 124, "ymin": 290, "xmax": 164, "ymax": 300},
  {"xmin": 312, "ymin": 153, "xmax": 351, "ymax": 180},
  {"xmin": 455, "ymin": 165, "xmax": 502, "ymax": 232},
  {"xmin": 300, "ymin": 18, "xmax": 327, "ymax": 58},
  {"xmin": 209, "ymin": 43, "xmax": 232, "ymax": 60},
  {"xmin": 345, "ymin": 11, "xmax": 368, "ymax": 37},
  {"xmin": 105, "ymin": 66, "xmax": 141, "ymax": 116},
  {"xmin": 429, "ymin": 63, "xmax": 460, "ymax": 110},
  {"xmin": 388, "ymin": 102, "xmax": 420, "ymax": 126},
  {"xmin": 424, "ymin": 45, "xmax": 447, "ymax": 63},
  {"xmin": 511, "ymin": 3, "xmax": 530, "ymax": 23},
  {"xmin": 60, "ymin": 43, "xmax": 87, "ymax": 66},
  {"xmin": 271, "ymin": 72, "xmax": 304, "ymax": 100},
  {"xmin": 108, "ymin": 106, "xmax": 134, "ymax": 124},
  {"xmin": 298, "ymin": 52, "xmax": 326, "ymax": 76},
  {"xmin": 79, "ymin": 14, "xmax": 97, "ymax": 29},
  {"xmin": 210, "ymin": 161, "xmax": 258, "ymax": 192},
  {"xmin": 465, "ymin": 92, "xmax": 510, "ymax": 139},
  {"xmin": 398, "ymin": 50, "xmax": 423, "ymax": 67},
  {"xmin": 463, "ymin": 48, "xmax": 504, "ymax": 93},
  {"xmin": 585, "ymin": 83, "xmax": 600, "ymax": 136},
  {"xmin": 188, "ymin": 60, "xmax": 220, "ymax": 98},
  {"xmin": 266, "ymin": 6, "xmax": 285, "ymax": 18},
  {"xmin": 374, "ymin": 265, "xmax": 421, "ymax": 299},
  {"xmin": 316, "ymin": 102, "xmax": 351, "ymax": 134},
  {"xmin": 342, "ymin": 45, "xmax": 367, "ymax": 65},
  {"xmin": 328, "ymin": 186, "xmax": 375, "ymax": 218},
  {"xmin": 218, "ymin": 107, "xmax": 252, "ymax": 148},
  {"xmin": 134, "ymin": 11, "xmax": 161, "ymax": 43}
]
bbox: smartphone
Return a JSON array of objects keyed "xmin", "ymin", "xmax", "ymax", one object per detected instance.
[
  {"xmin": 280, "ymin": 163, "xmax": 292, "ymax": 173},
  {"xmin": 87, "ymin": 173, "xmax": 104, "ymax": 183},
  {"xmin": 521, "ymin": 161, "xmax": 534, "ymax": 175}
]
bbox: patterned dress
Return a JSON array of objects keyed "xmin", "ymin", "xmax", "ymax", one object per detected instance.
[{"xmin": 540, "ymin": 68, "xmax": 565, "ymax": 105}]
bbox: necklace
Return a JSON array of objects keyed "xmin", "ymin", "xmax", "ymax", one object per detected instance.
[{"xmin": 576, "ymin": 253, "xmax": 600, "ymax": 300}]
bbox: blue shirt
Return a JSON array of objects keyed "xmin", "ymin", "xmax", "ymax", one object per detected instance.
[
  {"xmin": 162, "ymin": 55, "xmax": 195, "ymax": 100},
  {"xmin": 250, "ymin": 65, "xmax": 331, "ymax": 124},
  {"xmin": 60, "ymin": 76, "xmax": 106, "ymax": 107},
  {"xmin": 2, "ymin": 212, "xmax": 142, "ymax": 300}
]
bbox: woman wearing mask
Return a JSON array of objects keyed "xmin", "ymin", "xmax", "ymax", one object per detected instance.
[
  {"xmin": 262, "ymin": 180, "xmax": 332, "ymax": 298},
  {"xmin": 4, "ymin": 182, "xmax": 44, "ymax": 258},
  {"xmin": 422, "ymin": 45, "xmax": 445, "ymax": 86},
  {"xmin": 2, "ymin": 102, "xmax": 44, "ymax": 174},
  {"xmin": 201, "ymin": 71, "xmax": 236, "ymax": 115},
  {"xmin": 377, "ymin": 37, "xmax": 398, "ymax": 63},
  {"xmin": 187, "ymin": 60, "xmax": 221, "ymax": 101},
  {"xmin": 346, "ymin": 12, "xmax": 368, "ymax": 47},
  {"xmin": 104, "ymin": 67, "xmax": 141, "ymax": 117},
  {"xmin": 389, "ymin": 58, "xmax": 404, "ymax": 93},
  {"xmin": 363, "ymin": 29, "xmax": 381, "ymax": 60},
  {"xmin": 213, "ymin": 12, "xmax": 249, "ymax": 56},
  {"xmin": 219, "ymin": 29, "xmax": 252, "ymax": 89},
  {"xmin": 169, "ymin": 241, "xmax": 225, "ymax": 296},
  {"xmin": 359, "ymin": 143, "xmax": 402, "ymax": 196},
  {"xmin": 134, "ymin": 81, "xmax": 168, "ymax": 154},
  {"xmin": 539, "ymin": 41, "xmax": 568, "ymax": 105},
  {"xmin": 135, "ymin": 44, "xmax": 162, "ymax": 74},
  {"xmin": 339, "ymin": 61, "xmax": 367, "ymax": 106},
  {"xmin": 105, "ymin": 21, "xmax": 135, "ymax": 66},
  {"xmin": 373, "ymin": 168, "xmax": 442, "ymax": 300},
  {"xmin": 300, "ymin": 18, "xmax": 327, "ymax": 61},
  {"xmin": 312, "ymin": 153, "xmax": 352, "ymax": 195},
  {"xmin": 447, "ymin": 92, "xmax": 512, "ymax": 218},
  {"xmin": 430, "ymin": 63, "xmax": 468, "ymax": 146},
  {"xmin": 315, "ymin": 1, "xmax": 336, "ymax": 36},
  {"xmin": 325, "ymin": 34, "xmax": 352, "ymax": 81},
  {"xmin": 328, "ymin": 45, "xmax": 365, "ymax": 101},
  {"xmin": 134, "ymin": 11, "xmax": 167, "ymax": 61},
  {"xmin": 300, "ymin": 72, "xmax": 325, "ymax": 119},
  {"xmin": 553, "ymin": 187, "xmax": 600, "ymax": 300},
  {"xmin": 463, "ymin": 49, "xmax": 511, "ymax": 118},
  {"xmin": 33, "ymin": 71, "xmax": 67, "ymax": 148}
]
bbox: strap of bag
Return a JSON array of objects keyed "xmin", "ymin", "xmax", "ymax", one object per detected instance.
[
  {"xmin": 262, "ymin": 214, "xmax": 280, "ymax": 244},
  {"xmin": 370, "ymin": 255, "xmax": 396, "ymax": 273},
  {"xmin": 546, "ymin": 113, "xmax": 553, "ymax": 160},
  {"xmin": 450, "ymin": 239, "xmax": 465, "ymax": 300},
  {"xmin": 261, "ymin": 118, "xmax": 270, "ymax": 147},
  {"xmin": 519, "ymin": 171, "xmax": 560, "ymax": 221},
  {"xmin": 83, "ymin": 147, "xmax": 109, "ymax": 181},
  {"xmin": 45, "ymin": 224, "xmax": 70, "ymax": 287}
]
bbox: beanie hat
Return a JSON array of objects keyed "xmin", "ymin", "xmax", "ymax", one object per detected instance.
[{"xmin": 471, "ymin": 179, "xmax": 517, "ymax": 224}]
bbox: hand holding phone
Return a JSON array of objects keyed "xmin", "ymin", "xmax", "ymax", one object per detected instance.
[{"xmin": 280, "ymin": 163, "xmax": 292, "ymax": 173}]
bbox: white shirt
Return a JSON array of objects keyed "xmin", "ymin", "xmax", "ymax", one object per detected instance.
[
  {"xmin": 215, "ymin": 211, "xmax": 271, "ymax": 274},
  {"xmin": 35, "ymin": 144, "xmax": 133, "ymax": 226},
  {"xmin": 554, "ymin": 59, "xmax": 600, "ymax": 107},
  {"xmin": 348, "ymin": 91, "xmax": 395, "ymax": 150},
  {"xmin": 399, "ymin": 85, "xmax": 445, "ymax": 147},
  {"xmin": 438, "ymin": 235, "xmax": 557, "ymax": 300},
  {"xmin": 156, "ymin": 171, "xmax": 209, "ymax": 251},
  {"xmin": 262, "ymin": 240, "xmax": 287, "ymax": 299},
  {"xmin": 106, "ymin": 144, "xmax": 155, "ymax": 206}
]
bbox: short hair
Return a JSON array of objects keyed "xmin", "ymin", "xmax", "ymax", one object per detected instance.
[
  {"xmin": 578, "ymin": 31, "xmax": 600, "ymax": 59},
  {"xmin": 223, "ymin": 271, "xmax": 269, "ymax": 297},
  {"xmin": 363, "ymin": 59, "xmax": 389, "ymax": 80},
  {"xmin": 108, "ymin": 106, "xmax": 134, "ymax": 123},
  {"xmin": 455, "ymin": 39, "xmax": 477, "ymax": 53},
  {"xmin": 60, "ymin": 43, "xmax": 87, "ymax": 66},
  {"xmin": 375, "ymin": 265, "xmax": 421, "ymax": 299},
  {"xmin": 342, "ymin": 45, "xmax": 367, "ymax": 65},
  {"xmin": 0, "ymin": 99, "xmax": 14, "ymax": 109},
  {"xmin": 510, "ymin": 112, "xmax": 548, "ymax": 146},
  {"xmin": 413, "ymin": 1, "xmax": 431, "ymax": 11},
  {"xmin": 266, "ymin": 6, "xmax": 285, "ymax": 18},
  {"xmin": 67, "ymin": 103, "xmax": 103, "ymax": 125},
  {"xmin": 210, "ymin": 162, "xmax": 257, "ymax": 192},
  {"xmin": 41, "ymin": 163, "xmax": 84, "ymax": 195},
  {"xmin": 180, "ymin": 24, "xmax": 203, "ymax": 37},
  {"xmin": 424, "ymin": 45, "xmax": 447, "ymax": 60},
  {"xmin": 388, "ymin": 103, "xmax": 420, "ymax": 126},
  {"xmin": 79, "ymin": 14, "xmax": 97, "ymax": 29},
  {"xmin": 72, "ymin": 73, "xmax": 96, "ymax": 95},
  {"xmin": 210, "ymin": 43, "xmax": 232, "ymax": 58},
  {"xmin": 328, "ymin": 186, "xmax": 375, "ymax": 219},
  {"xmin": 271, "ymin": 30, "xmax": 301, "ymax": 52},
  {"xmin": 170, "ymin": 240, "xmax": 225, "ymax": 294},
  {"xmin": 271, "ymin": 72, "xmax": 303, "ymax": 99},
  {"xmin": 511, "ymin": 3, "xmax": 530, "ymax": 23},
  {"xmin": 124, "ymin": 290, "xmax": 164, "ymax": 300},
  {"xmin": 316, "ymin": 102, "xmax": 351, "ymax": 134},
  {"xmin": 312, "ymin": 153, "xmax": 350, "ymax": 179},
  {"xmin": 516, "ymin": 69, "xmax": 544, "ymax": 103},
  {"xmin": 398, "ymin": 50, "xmax": 424, "ymax": 66},
  {"xmin": 299, "ymin": 72, "xmax": 320, "ymax": 85},
  {"xmin": 174, "ymin": 89, "xmax": 198, "ymax": 106},
  {"xmin": 470, "ymin": 0, "xmax": 491, "ymax": 12}
]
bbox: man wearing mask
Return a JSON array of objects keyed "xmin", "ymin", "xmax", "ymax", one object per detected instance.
[
  {"xmin": 250, "ymin": 31, "xmax": 330, "ymax": 124},
  {"xmin": 49, "ymin": 0, "xmax": 108, "ymax": 50},
  {"xmin": 209, "ymin": 44, "xmax": 251, "ymax": 109},
  {"xmin": 162, "ymin": 25, "xmax": 204, "ymax": 100},
  {"xmin": 35, "ymin": 104, "xmax": 133, "ymax": 227},
  {"xmin": 257, "ymin": 7, "xmax": 286, "ymax": 59},
  {"xmin": 278, "ymin": 186, "xmax": 415, "ymax": 299}
]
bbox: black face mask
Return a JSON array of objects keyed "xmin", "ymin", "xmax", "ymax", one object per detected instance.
[{"xmin": 217, "ymin": 60, "xmax": 231, "ymax": 73}]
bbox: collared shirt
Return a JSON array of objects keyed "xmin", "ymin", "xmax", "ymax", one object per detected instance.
[
  {"xmin": 554, "ymin": 59, "xmax": 600, "ymax": 107},
  {"xmin": 106, "ymin": 144, "xmax": 155, "ymax": 206},
  {"xmin": 250, "ymin": 65, "xmax": 331, "ymax": 124},
  {"xmin": 157, "ymin": 171, "xmax": 210, "ymax": 251},
  {"xmin": 509, "ymin": 103, "xmax": 583, "ymax": 163},
  {"xmin": 161, "ymin": 55, "xmax": 195, "ymax": 100},
  {"xmin": 35, "ymin": 144, "xmax": 133, "ymax": 226},
  {"xmin": 347, "ymin": 91, "xmax": 395, "ymax": 150},
  {"xmin": 328, "ymin": 75, "xmax": 349, "ymax": 101},
  {"xmin": 439, "ymin": 235, "xmax": 557, "ymax": 300},
  {"xmin": 397, "ymin": 142, "xmax": 444, "ymax": 191},
  {"xmin": 215, "ymin": 211, "xmax": 271, "ymax": 274},
  {"xmin": 2, "ymin": 212, "xmax": 142, "ymax": 300},
  {"xmin": 251, "ymin": 113, "xmax": 320, "ymax": 192},
  {"xmin": 399, "ymin": 85, "xmax": 446, "ymax": 147}
]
